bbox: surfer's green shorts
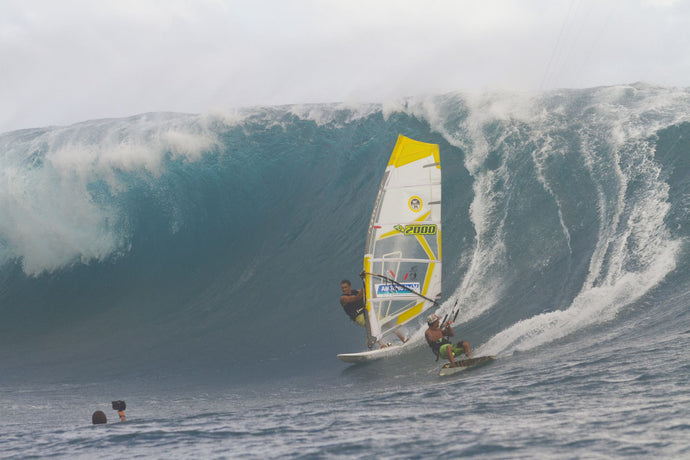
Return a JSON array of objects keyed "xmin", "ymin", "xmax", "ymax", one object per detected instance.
[
  {"xmin": 439, "ymin": 343, "xmax": 465, "ymax": 358},
  {"xmin": 354, "ymin": 313, "xmax": 365, "ymax": 327}
]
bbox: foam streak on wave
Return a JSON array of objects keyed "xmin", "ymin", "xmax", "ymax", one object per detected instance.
[{"xmin": 479, "ymin": 237, "xmax": 679, "ymax": 356}]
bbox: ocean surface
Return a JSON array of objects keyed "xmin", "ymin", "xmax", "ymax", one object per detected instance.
[{"xmin": 1, "ymin": 83, "xmax": 689, "ymax": 458}]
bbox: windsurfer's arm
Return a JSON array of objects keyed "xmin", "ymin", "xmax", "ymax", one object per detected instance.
[
  {"xmin": 340, "ymin": 290, "xmax": 363, "ymax": 306},
  {"xmin": 442, "ymin": 322, "xmax": 454, "ymax": 337}
]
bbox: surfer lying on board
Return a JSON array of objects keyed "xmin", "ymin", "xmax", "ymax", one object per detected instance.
[
  {"xmin": 339, "ymin": 279, "xmax": 408, "ymax": 345},
  {"xmin": 425, "ymin": 313, "xmax": 471, "ymax": 363}
]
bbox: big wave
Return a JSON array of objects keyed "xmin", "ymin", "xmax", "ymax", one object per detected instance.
[{"xmin": 1, "ymin": 83, "xmax": 688, "ymax": 382}]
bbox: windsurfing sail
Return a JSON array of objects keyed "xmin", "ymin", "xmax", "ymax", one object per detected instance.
[{"xmin": 362, "ymin": 135, "xmax": 442, "ymax": 348}]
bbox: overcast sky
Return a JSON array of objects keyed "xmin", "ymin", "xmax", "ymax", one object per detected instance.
[{"xmin": 1, "ymin": 0, "xmax": 688, "ymax": 133}]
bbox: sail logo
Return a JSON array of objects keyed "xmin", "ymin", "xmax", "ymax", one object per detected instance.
[
  {"xmin": 394, "ymin": 224, "xmax": 437, "ymax": 235},
  {"xmin": 408, "ymin": 196, "xmax": 423, "ymax": 212},
  {"xmin": 375, "ymin": 282, "xmax": 420, "ymax": 297}
]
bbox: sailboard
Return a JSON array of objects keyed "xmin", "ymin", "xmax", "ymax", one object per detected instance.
[
  {"xmin": 438, "ymin": 356, "xmax": 496, "ymax": 376},
  {"xmin": 338, "ymin": 135, "xmax": 442, "ymax": 363}
]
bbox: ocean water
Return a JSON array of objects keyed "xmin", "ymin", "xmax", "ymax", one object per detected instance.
[{"xmin": 1, "ymin": 83, "xmax": 689, "ymax": 458}]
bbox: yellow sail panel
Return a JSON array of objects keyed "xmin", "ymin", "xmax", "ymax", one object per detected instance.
[
  {"xmin": 422, "ymin": 262, "xmax": 437, "ymax": 296},
  {"xmin": 414, "ymin": 211, "xmax": 432, "ymax": 222},
  {"xmin": 388, "ymin": 135, "xmax": 440, "ymax": 169},
  {"xmin": 415, "ymin": 233, "xmax": 437, "ymax": 261},
  {"xmin": 396, "ymin": 302, "xmax": 424, "ymax": 325},
  {"xmin": 363, "ymin": 255, "xmax": 372, "ymax": 309},
  {"xmin": 363, "ymin": 254, "xmax": 381, "ymax": 346}
]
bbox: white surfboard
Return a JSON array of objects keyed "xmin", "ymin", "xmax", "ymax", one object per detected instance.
[{"xmin": 337, "ymin": 342, "xmax": 412, "ymax": 363}]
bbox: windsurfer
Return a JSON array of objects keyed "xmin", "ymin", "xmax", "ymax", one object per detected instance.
[
  {"xmin": 424, "ymin": 313, "xmax": 471, "ymax": 363},
  {"xmin": 340, "ymin": 279, "xmax": 366, "ymax": 326},
  {"xmin": 339, "ymin": 279, "xmax": 408, "ymax": 345}
]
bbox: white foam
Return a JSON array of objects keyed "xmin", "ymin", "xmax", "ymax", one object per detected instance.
[
  {"xmin": 288, "ymin": 102, "xmax": 381, "ymax": 127},
  {"xmin": 0, "ymin": 113, "xmax": 219, "ymax": 275},
  {"xmin": 478, "ymin": 236, "xmax": 679, "ymax": 356},
  {"xmin": 398, "ymin": 85, "xmax": 688, "ymax": 353}
]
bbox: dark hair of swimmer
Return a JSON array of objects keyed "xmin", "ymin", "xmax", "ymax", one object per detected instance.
[{"xmin": 92, "ymin": 410, "xmax": 107, "ymax": 424}]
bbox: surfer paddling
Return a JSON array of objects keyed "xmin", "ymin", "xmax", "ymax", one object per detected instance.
[{"xmin": 425, "ymin": 313, "xmax": 471, "ymax": 363}]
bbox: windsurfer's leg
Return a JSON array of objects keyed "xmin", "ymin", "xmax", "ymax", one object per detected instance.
[
  {"xmin": 355, "ymin": 313, "xmax": 366, "ymax": 327},
  {"xmin": 446, "ymin": 345, "xmax": 455, "ymax": 363}
]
